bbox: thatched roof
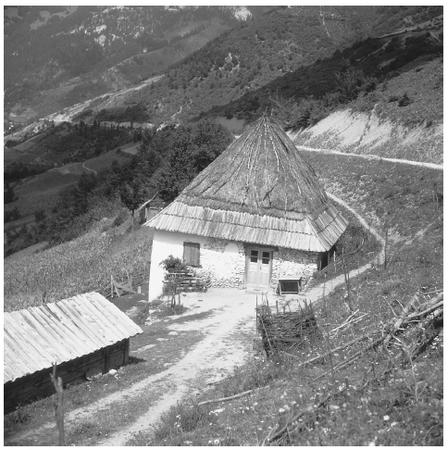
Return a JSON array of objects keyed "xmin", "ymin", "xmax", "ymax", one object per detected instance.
[{"xmin": 145, "ymin": 116, "xmax": 348, "ymax": 252}]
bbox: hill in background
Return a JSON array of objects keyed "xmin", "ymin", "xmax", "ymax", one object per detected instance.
[
  {"xmin": 5, "ymin": 5, "xmax": 267, "ymax": 129},
  {"xmin": 67, "ymin": 6, "xmax": 441, "ymax": 127}
]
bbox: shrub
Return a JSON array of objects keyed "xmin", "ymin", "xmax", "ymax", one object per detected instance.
[
  {"xmin": 112, "ymin": 209, "xmax": 129, "ymax": 227},
  {"xmin": 160, "ymin": 255, "xmax": 188, "ymax": 272},
  {"xmin": 398, "ymin": 93, "xmax": 412, "ymax": 107}
]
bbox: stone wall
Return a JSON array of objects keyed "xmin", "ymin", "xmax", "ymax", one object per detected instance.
[
  {"xmin": 270, "ymin": 247, "xmax": 319, "ymax": 291},
  {"xmin": 196, "ymin": 238, "xmax": 246, "ymax": 288}
]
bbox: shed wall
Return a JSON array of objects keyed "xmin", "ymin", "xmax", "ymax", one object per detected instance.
[{"xmin": 4, "ymin": 339, "xmax": 129, "ymax": 413}]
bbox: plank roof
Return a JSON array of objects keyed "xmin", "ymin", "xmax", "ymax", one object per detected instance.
[{"xmin": 4, "ymin": 292, "xmax": 142, "ymax": 384}]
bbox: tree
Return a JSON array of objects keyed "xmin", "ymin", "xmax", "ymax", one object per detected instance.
[{"xmin": 119, "ymin": 180, "xmax": 147, "ymax": 229}]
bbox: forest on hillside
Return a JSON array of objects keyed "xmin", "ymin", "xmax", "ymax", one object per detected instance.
[
  {"xmin": 5, "ymin": 120, "xmax": 232, "ymax": 255},
  {"xmin": 205, "ymin": 26, "xmax": 442, "ymax": 129}
]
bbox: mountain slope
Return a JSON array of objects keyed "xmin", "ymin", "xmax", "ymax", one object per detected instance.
[
  {"xmin": 293, "ymin": 57, "xmax": 443, "ymax": 163},
  {"xmin": 74, "ymin": 6, "xmax": 441, "ymax": 126},
  {"xmin": 5, "ymin": 6, "xmax": 265, "ymax": 128},
  {"xmin": 89, "ymin": 6, "xmax": 383, "ymax": 125}
]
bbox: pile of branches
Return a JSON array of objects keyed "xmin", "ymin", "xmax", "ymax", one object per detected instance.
[
  {"xmin": 257, "ymin": 301, "xmax": 322, "ymax": 356},
  {"xmin": 262, "ymin": 290, "xmax": 443, "ymax": 445}
]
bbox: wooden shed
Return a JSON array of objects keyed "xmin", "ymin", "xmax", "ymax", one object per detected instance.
[
  {"xmin": 4, "ymin": 292, "xmax": 142, "ymax": 413},
  {"xmin": 136, "ymin": 195, "xmax": 165, "ymax": 225}
]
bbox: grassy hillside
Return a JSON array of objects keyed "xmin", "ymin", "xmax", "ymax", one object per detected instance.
[
  {"xmin": 4, "ymin": 216, "xmax": 153, "ymax": 312},
  {"xmin": 132, "ymin": 153, "xmax": 443, "ymax": 446},
  {"xmin": 206, "ymin": 14, "xmax": 441, "ymax": 127},
  {"xmin": 293, "ymin": 56, "xmax": 443, "ymax": 164},
  {"xmin": 351, "ymin": 56, "xmax": 443, "ymax": 126},
  {"xmin": 5, "ymin": 122, "xmax": 133, "ymax": 172}
]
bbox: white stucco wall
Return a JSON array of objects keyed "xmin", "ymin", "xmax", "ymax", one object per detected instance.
[
  {"xmin": 147, "ymin": 231, "xmax": 246, "ymax": 301},
  {"xmin": 148, "ymin": 230, "xmax": 322, "ymax": 300}
]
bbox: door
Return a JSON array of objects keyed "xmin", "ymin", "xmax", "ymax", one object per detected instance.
[{"xmin": 246, "ymin": 248, "xmax": 272, "ymax": 289}]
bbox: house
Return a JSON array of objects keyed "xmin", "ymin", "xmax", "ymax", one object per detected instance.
[
  {"xmin": 145, "ymin": 116, "xmax": 348, "ymax": 300},
  {"xmin": 4, "ymin": 292, "xmax": 142, "ymax": 412}
]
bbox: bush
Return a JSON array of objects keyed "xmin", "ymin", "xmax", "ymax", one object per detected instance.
[
  {"xmin": 160, "ymin": 255, "xmax": 188, "ymax": 272},
  {"xmin": 112, "ymin": 209, "xmax": 129, "ymax": 227},
  {"xmin": 398, "ymin": 93, "xmax": 412, "ymax": 107}
]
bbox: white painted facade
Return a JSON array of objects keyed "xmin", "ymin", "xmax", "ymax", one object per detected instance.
[{"xmin": 148, "ymin": 230, "xmax": 324, "ymax": 301}]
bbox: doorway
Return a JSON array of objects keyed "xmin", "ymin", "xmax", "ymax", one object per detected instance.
[{"xmin": 246, "ymin": 247, "xmax": 272, "ymax": 289}]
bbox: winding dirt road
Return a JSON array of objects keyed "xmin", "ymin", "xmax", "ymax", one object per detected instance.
[{"xmin": 294, "ymin": 144, "xmax": 443, "ymax": 171}]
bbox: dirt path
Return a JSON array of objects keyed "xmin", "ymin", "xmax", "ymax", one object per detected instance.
[
  {"xmin": 6, "ymin": 290, "xmax": 256, "ymax": 446},
  {"xmin": 6, "ymin": 194, "xmax": 387, "ymax": 446},
  {"xmin": 82, "ymin": 161, "xmax": 98, "ymax": 176},
  {"xmin": 294, "ymin": 144, "xmax": 443, "ymax": 171},
  {"xmin": 303, "ymin": 192, "xmax": 385, "ymax": 304},
  {"xmin": 100, "ymin": 291, "xmax": 255, "ymax": 446}
]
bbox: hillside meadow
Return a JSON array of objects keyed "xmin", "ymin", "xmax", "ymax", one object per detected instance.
[{"xmin": 4, "ymin": 216, "xmax": 153, "ymax": 312}]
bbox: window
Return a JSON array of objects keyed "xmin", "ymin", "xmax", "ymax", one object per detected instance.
[
  {"xmin": 250, "ymin": 250, "xmax": 258, "ymax": 263},
  {"xmin": 278, "ymin": 279, "xmax": 302, "ymax": 295},
  {"xmin": 262, "ymin": 251, "xmax": 270, "ymax": 264},
  {"xmin": 183, "ymin": 242, "xmax": 200, "ymax": 267}
]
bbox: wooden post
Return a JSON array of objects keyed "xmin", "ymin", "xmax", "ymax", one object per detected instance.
[
  {"xmin": 50, "ymin": 363, "xmax": 64, "ymax": 446},
  {"xmin": 341, "ymin": 249, "xmax": 353, "ymax": 311}
]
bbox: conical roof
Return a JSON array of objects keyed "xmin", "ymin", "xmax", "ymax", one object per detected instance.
[
  {"xmin": 181, "ymin": 116, "xmax": 328, "ymax": 220},
  {"xmin": 146, "ymin": 116, "xmax": 348, "ymax": 252}
]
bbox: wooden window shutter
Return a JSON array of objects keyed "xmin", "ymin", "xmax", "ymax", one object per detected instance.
[{"xmin": 183, "ymin": 242, "xmax": 200, "ymax": 267}]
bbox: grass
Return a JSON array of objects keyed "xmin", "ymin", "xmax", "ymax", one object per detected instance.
[
  {"xmin": 351, "ymin": 57, "xmax": 443, "ymax": 127},
  {"xmin": 138, "ymin": 154, "xmax": 442, "ymax": 446},
  {"xmin": 8, "ymin": 143, "xmax": 133, "ymax": 219},
  {"xmin": 4, "ymin": 220, "xmax": 154, "ymax": 312},
  {"xmin": 309, "ymin": 201, "xmax": 381, "ymax": 286}
]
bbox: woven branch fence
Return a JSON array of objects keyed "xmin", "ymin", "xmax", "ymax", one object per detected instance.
[{"xmin": 256, "ymin": 296, "xmax": 322, "ymax": 357}]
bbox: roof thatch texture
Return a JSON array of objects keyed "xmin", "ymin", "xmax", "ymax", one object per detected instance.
[{"xmin": 146, "ymin": 116, "xmax": 348, "ymax": 252}]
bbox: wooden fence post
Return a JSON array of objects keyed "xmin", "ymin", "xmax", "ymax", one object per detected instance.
[{"xmin": 50, "ymin": 363, "xmax": 65, "ymax": 446}]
